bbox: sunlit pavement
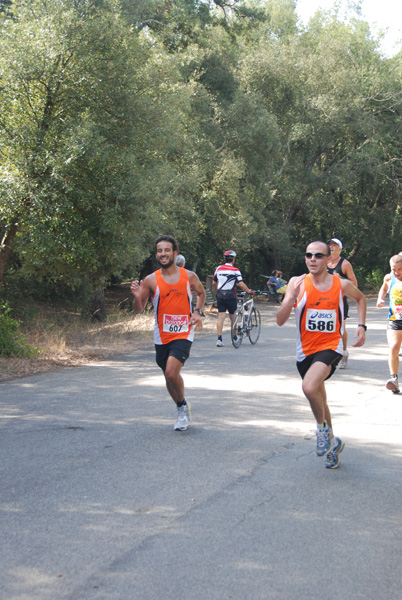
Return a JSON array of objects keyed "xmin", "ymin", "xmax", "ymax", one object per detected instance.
[{"xmin": 0, "ymin": 299, "xmax": 401, "ymax": 600}]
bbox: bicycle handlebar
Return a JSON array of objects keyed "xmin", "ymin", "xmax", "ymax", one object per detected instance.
[{"xmin": 238, "ymin": 290, "xmax": 268, "ymax": 297}]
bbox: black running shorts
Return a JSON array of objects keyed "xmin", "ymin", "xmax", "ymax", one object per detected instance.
[
  {"xmin": 343, "ymin": 297, "xmax": 349, "ymax": 319},
  {"xmin": 387, "ymin": 319, "xmax": 402, "ymax": 331},
  {"xmin": 155, "ymin": 339, "xmax": 192, "ymax": 372},
  {"xmin": 216, "ymin": 296, "xmax": 237, "ymax": 314},
  {"xmin": 297, "ymin": 349, "xmax": 342, "ymax": 381}
]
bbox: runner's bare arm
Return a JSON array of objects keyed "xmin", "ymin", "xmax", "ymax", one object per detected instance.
[
  {"xmin": 130, "ymin": 274, "xmax": 155, "ymax": 314},
  {"xmin": 343, "ymin": 260, "xmax": 358, "ymax": 287},
  {"xmin": 276, "ymin": 274, "xmax": 306, "ymax": 326},
  {"xmin": 376, "ymin": 273, "xmax": 391, "ymax": 307},
  {"xmin": 238, "ymin": 281, "xmax": 253, "ymax": 294},
  {"xmin": 341, "ymin": 280, "xmax": 367, "ymax": 347}
]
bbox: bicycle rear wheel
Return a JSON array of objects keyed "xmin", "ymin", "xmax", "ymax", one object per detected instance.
[
  {"xmin": 248, "ymin": 307, "xmax": 261, "ymax": 344},
  {"xmin": 231, "ymin": 309, "xmax": 244, "ymax": 348}
]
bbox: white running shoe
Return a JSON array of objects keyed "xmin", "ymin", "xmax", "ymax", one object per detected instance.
[
  {"xmin": 339, "ymin": 350, "xmax": 348, "ymax": 369},
  {"xmin": 316, "ymin": 421, "xmax": 332, "ymax": 456},
  {"xmin": 325, "ymin": 437, "xmax": 345, "ymax": 469},
  {"xmin": 216, "ymin": 339, "xmax": 224, "ymax": 347},
  {"xmin": 386, "ymin": 376, "xmax": 400, "ymax": 394},
  {"xmin": 174, "ymin": 402, "xmax": 191, "ymax": 431}
]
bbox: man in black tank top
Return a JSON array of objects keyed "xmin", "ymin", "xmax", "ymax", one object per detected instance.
[{"xmin": 327, "ymin": 238, "xmax": 358, "ymax": 369}]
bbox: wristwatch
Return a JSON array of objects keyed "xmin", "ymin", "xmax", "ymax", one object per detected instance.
[
  {"xmin": 194, "ymin": 308, "xmax": 205, "ymax": 317},
  {"xmin": 358, "ymin": 324, "xmax": 367, "ymax": 331}
]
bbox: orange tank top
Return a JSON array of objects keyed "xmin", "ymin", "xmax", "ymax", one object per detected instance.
[
  {"xmin": 294, "ymin": 274, "xmax": 344, "ymax": 361},
  {"xmin": 152, "ymin": 268, "xmax": 194, "ymax": 345}
]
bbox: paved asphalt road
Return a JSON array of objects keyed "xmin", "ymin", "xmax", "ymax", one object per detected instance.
[{"xmin": 1, "ymin": 299, "xmax": 401, "ymax": 600}]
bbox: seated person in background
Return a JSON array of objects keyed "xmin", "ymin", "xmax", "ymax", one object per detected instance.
[
  {"xmin": 268, "ymin": 270, "xmax": 287, "ymax": 298},
  {"xmin": 276, "ymin": 270, "xmax": 287, "ymax": 288}
]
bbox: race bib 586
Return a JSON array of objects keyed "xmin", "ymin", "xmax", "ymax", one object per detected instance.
[{"xmin": 305, "ymin": 308, "xmax": 336, "ymax": 332}]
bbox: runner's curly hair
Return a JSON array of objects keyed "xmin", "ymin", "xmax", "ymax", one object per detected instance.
[{"xmin": 155, "ymin": 235, "xmax": 179, "ymax": 254}]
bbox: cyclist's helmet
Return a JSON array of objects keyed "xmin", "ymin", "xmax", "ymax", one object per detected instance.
[{"xmin": 224, "ymin": 250, "xmax": 237, "ymax": 258}]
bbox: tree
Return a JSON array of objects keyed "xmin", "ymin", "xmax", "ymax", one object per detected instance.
[
  {"xmin": 1, "ymin": 0, "xmax": 401, "ymax": 305},
  {"xmin": 231, "ymin": 2, "xmax": 402, "ymax": 277},
  {"xmin": 0, "ymin": 0, "xmax": 204, "ymax": 316},
  {"xmin": 0, "ymin": 1, "xmax": 138, "ymax": 290}
]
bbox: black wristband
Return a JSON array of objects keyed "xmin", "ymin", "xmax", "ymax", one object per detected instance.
[
  {"xmin": 194, "ymin": 308, "xmax": 205, "ymax": 317},
  {"xmin": 358, "ymin": 324, "xmax": 367, "ymax": 331}
]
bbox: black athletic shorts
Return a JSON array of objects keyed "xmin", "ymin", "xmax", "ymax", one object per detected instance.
[
  {"xmin": 217, "ymin": 296, "xmax": 237, "ymax": 314},
  {"xmin": 155, "ymin": 339, "xmax": 192, "ymax": 372},
  {"xmin": 387, "ymin": 319, "xmax": 402, "ymax": 331},
  {"xmin": 343, "ymin": 297, "xmax": 349, "ymax": 319},
  {"xmin": 297, "ymin": 349, "xmax": 342, "ymax": 381}
]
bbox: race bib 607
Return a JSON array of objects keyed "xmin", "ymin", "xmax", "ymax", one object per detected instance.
[{"xmin": 163, "ymin": 314, "xmax": 189, "ymax": 333}]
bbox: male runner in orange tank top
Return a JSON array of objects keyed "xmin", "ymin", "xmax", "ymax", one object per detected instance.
[
  {"xmin": 276, "ymin": 241, "xmax": 367, "ymax": 469},
  {"xmin": 131, "ymin": 235, "xmax": 206, "ymax": 431}
]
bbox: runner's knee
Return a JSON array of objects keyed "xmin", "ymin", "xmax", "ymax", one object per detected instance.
[
  {"xmin": 302, "ymin": 379, "xmax": 315, "ymax": 398},
  {"xmin": 164, "ymin": 364, "xmax": 181, "ymax": 384},
  {"xmin": 389, "ymin": 340, "xmax": 402, "ymax": 354}
]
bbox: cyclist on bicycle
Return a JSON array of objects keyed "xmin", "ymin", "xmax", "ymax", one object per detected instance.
[{"xmin": 213, "ymin": 250, "xmax": 253, "ymax": 347}]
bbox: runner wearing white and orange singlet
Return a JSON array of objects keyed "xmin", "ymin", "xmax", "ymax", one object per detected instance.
[
  {"xmin": 276, "ymin": 241, "xmax": 366, "ymax": 469},
  {"xmin": 153, "ymin": 267, "xmax": 194, "ymax": 346},
  {"xmin": 131, "ymin": 235, "xmax": 206, "ymax": 431},
  {"xmin": 295, "ymin": 273, "xmax": 344, "ymax": 360}
]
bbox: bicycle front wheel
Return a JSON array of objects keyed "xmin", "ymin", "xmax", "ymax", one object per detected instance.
[
  {"xmin": 231, "ymin": 309, "xmax": 244, "ymax": 348},
  {"xmin": 248, "ymin": 307, "xmax": 261, "ymax": 344}
]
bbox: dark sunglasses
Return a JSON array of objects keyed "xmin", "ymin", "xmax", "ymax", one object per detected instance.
[{"xmin": 305, "ymin": 252, "xmax": 328, "ymax": 259}]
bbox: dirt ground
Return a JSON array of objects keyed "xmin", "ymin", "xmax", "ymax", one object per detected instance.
[{"xmin": 0, "ymin": 288, "xmax": 278, "ymax": 383}]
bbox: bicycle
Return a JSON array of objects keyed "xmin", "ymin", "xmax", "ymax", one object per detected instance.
[{"xmin": 231, "ymin": 291, "xmax": 267, "ymax": 349}]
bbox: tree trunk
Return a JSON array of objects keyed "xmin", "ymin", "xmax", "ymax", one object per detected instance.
[
  {"xmin": 258, "ymin": 246, "xmax": 276, "ymax": 277},
  {"xmin": 90, "ymin": 287, "xmax": 107, "ymax": 322},
  {"xmin": 0, "ymin": 221, "xmax": 19, "ymax": 289}
]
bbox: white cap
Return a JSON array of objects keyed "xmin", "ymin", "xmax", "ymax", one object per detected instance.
[
  {"xmin": 328, "ymin": 238, "xmax": 343, "ymax": 249},
  {"xmin": 175, "ymin": 254, "xmax": 186, "ymax": 267}
]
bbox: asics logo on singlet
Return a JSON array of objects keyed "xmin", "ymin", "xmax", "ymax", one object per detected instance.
[
  {"xmin": 165, "ymin": 289, "xmax": 179, "ymax": 297},
  {"xmin": 310, "ymin": 311, "xmax": 333, "ymax": 319},
  {"xmin": 317, "ymin": 296, "xmax": 330, "ymax": 302}
]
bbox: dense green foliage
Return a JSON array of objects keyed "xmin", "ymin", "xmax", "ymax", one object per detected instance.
[
  {"xmin": 1, "ymin": 0, "xmax": 401, "ymax": 313},
  {"xmin": 0, "ymin": 302, "xmax": 38, "ymax": 356}
]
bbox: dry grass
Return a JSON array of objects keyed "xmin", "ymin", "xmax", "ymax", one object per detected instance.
[
  {"xmin": 0, "ymin": 282, "xmax": 280, "ymax": 383},
  {"xmin": 0, "ymin": 286, "xmax": 221, "ymax": 382}
]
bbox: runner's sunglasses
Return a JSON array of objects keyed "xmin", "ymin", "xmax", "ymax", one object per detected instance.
[{"xmin": 305, "ymin": 252, "xmax": 328, "ymax": 259}]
